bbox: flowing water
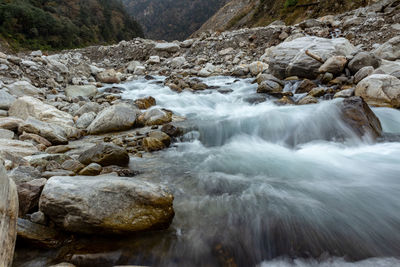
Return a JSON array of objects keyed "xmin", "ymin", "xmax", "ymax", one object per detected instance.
[
  {"xmin": 17, "ymin": 76, "xmax": 400, "ymax": 267},
  {"xmin": 114, "ymin": 76, "xmax": 400, "ymax": 266}
]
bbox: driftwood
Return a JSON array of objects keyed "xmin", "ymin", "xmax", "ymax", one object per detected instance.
[{"xmin": 305, "ymin": 49, "xmax": 325, "ymax": 63}]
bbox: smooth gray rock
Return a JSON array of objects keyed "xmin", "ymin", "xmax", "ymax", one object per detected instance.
[
  {"xmin": 0, "ymin": 160, "xmax": 18, "ymax": 267},
  {"xmin": 266, "ymin": 37, "xmax": 355, "ymax": 79},
  {"xmin": 0, "ymin": 90, "xmax": 16, "ymax": 110},
  {"xmin": 5, "ymin": 81, "xmax": 44, "ymax": 97},
  {"xmin": 39, "ymin": 175, "xmax": 175, "ymax": 234},
  {"xmin": 373, "ymin": 36, "xmax": 400, "ymax": 61},
  {"xmin": 348, "ymin": 52, "xmax": 381, "ymax": 74},
  {"xmin": 76, "ymin": 112, "xmax": 96, "ymax": 129},
  {"xmin": 87, "ymin": 104, "xmax": 139, "ymax": 134},
  {"xmin": 78, "ymin": 143, "xmax": 129, "ymax": 167}
]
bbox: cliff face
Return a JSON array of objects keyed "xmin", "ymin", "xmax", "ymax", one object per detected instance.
[
  {"xmin": 195, "ymin": 0, "xmax": 372, "ymax": 35},
  {"xmin": 123, "ymin": 0, "xmax": 230, "ymax": 41}
]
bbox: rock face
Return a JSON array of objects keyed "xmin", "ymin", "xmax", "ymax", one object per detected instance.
[
  {"xmin": 0, "ymin": 161, "xmax": 18, "ymax": 267},
  {"xmin": 266, "ymin": 37, "xmax": 355, "ymax": 79},
  {"xmin": 337, "ymin": 96, "xmax": 382, "ymax": 139},
  {"xmin": 87, "ymin": 104, "xmax": 139, "ymax": 134},
  {"xmin": 39, "ymin": 175, "xmax": 175, "ymax": 234},
  {"xmin": 9, "ymin": 96, "xmax": 74, "ymax": 126},
  {"xmin": 78, "ymin": 143, "xmax": 129, "ymax": 167},
  {"xmin": 355, "ymin": 74, "xmax": 400, "ymax": 108}
]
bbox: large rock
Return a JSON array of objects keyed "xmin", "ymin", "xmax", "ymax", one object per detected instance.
[
  {"xmin": 96, "ymin": 69, "xmax": 121, "ymax": 84},
  {"xmin": 39, "ymin": 175, "xmax": 174, "ymax": 234},
  {"xmin": 348, "ymin": 52, "xmax": 381, "ymax": 74},
  {"xmin": 373, "ymin": 36, "xmax": 400, "ymax": 61},
  {"xmin": 336, "ymin": 96, "xmax": 382, "ymax": 139},
  {"xmin": 265, "ymin": 37, "xmax": 355, "ymax": 79},
  {"xmin": 0, "ymin": 90, "xmax": 16, "ymax": 110},
  {"xmin": 154, "ymin": 42, "xmax": 180, "ymax": 53},
  {"xmin": 65, "ymin": 85, "xmax": 98, "ymax": 98},
  {"xmin": 0, "ymin": 161, "xmax": 18, "ymax": 267},
  {"xmin": 0, "ymin": 117, "xmax": 24, "ymax": 131},
  {"xmin": 78, "ymin": 143, "xmax": 129, "ymax": 167},
  {"xmin": 9, "ymin": 96, "xmax": 74, "ymax": 126},
  {"xmin": 139, "ymin": 108, "xmax": 172, "ymax": 126},
  {"xmin": 17, "ymin": 218, "xmax": 64, "ymax": 248},
  {"xmin": 318, "ymin": 56, "xmax": 347, "ymax": 75},
  {"xmin": 5, "ymin": 81, "xmax": 44, "ymax": 97},
  {"xmin": 17, "ymin": 178, "xmax": 47, "ymax": 216},
  {"xmin": 87, "ymin": 104, "xmax": 139, "ymax": 134},
  {"xmin": 142, "ymin": 131, "xmax": 171, "ymax": 152},
  {"xmin": 0, "ymin": 139, "xmax": 38, "ymax": 157},
  {"xmin": 355, "ymin": 74, "xmax": 400, "ymax": 108}
]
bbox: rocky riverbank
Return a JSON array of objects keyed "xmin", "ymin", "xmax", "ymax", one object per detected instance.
[{"xmin": 1, "ymin": 0, "xmax": 400, "ymax": 266}]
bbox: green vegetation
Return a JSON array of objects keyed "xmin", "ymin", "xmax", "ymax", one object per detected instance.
[
  {"xmin": 284, "ymin": 0, "xmax": 298, "ymax": 8},
  {"xmin": 0, "ymin": 0, "xmax": 144, "ymax": 51}
]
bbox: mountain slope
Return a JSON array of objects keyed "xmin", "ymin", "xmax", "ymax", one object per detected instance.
[
  {"xmin": 195, "ymin": 0, "xmax": 370, "ymax": 34},
  {"xmin": 123, "ymin": 0, "xmax": 229, "ymax": 41},
  {"xmin": 0, "ymin": 0, "xmax": 144, "ymax": 51}
]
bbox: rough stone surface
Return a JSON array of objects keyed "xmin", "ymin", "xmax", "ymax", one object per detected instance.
[
  {"xmin": 78, "ymin": 143, "xmax": 129, "ymax": 167},
  {"xmin": 5, "ymin": 81, "xmax": 44, "ymax": 97},
  {"xmin": 0, "ymin": 128, "xmax": 14, "ymax": 139},
  {"xmin": 348, "ymin": 52, "xmax": 381, "ymax": 74},
  {"xmin": 373, "ymin": 36, "xmax": 400, "ymax": 61},
  {"xmin": 0, "ymin": 161, "xmax": 18, "ymax": 267},
  {"xmin": 78, "ymin": 163, "xmax": 102, "ymax": 176},
  {"xmin": 354, "ymin": 66, "xmax": 374, "ymax": 84},
  {"xmin": 266, "ymin": 37, "xmax": 355, "ymax": 79},
  {"xmin": 318, "ymin": 56, "xmax": 347, "ymax": 75},
  {"xmin": 17, "ymin": 218, "xmax": 63, "ymax": 248},
  {"xmin": 87, "ymin": 104, "xmax": 139, "ymax": 134},
  {"xmin": 355, "ymin": 74, "xmax": 400, "ymax": 108},
  {"xmin": 17, "ymin": 178, "xmax": 47, "ymax": 216},
  {"xmin": 0, "ymin": 139, "xmax": 38, "ymax": 157},
  {"xmin": 0, "ymin": 90, "xmax": 16, "ymax": 110},
  {"xmin": 39, "ymin": 175, "xmax": 175, "ymax": 234},
  {"xmin": 65, "ymin": 85, "xmax": 98, "ymax": 98}
]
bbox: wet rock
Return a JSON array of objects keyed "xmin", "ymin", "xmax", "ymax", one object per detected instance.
[
  {"xmin": 336, "ymin": 96, "xmax": 382, "ymax": 139},
  {"xmin": 355, "ymin": 74, "xmax": 400, "ymax": 108},
  {"xmin": 39, "ymin": 175, "xmax": 174, "ymax": 234},
  {"xmin": 17, "ymin": 178, "xmax": 47, "ymax": 216},
  {"xmin": 266, "ymin": 37, "xmax": 355, "ymax": 79},
  {"xmin": 297, "ymin": 95, "xmax": 319, "ymax": 105},
  {"xmin": 0, "ymin": 90, "xmax": 16, "ymax": 110},
  {"xmin": 348, "ymin": 52, "xmax": 381, "ymax": 74},
  {"xmin": 9, "ymin": 96, "xmax": 74, "ymax": 126},
  {"xmin": 96, "ymin": 69, "xmax": 121, "ymax": 84},
  {"xmin": 318, "ymin": 56, "xmax": 347, "ymax": 75},
  {"xmin": 161, "ymin": 124, "xmax": 183, "ymax": 137},
  {"xmin": 79, "ymin": 163, "xmax": 102, "ymax": 176},
  {"xmin": 140, "ymin": 108, "xmax": 172, "ymax": 126},
  {"xmin": 78, "ymin": 143, "xmax": 129, "ymax": 167},
  {"xmin": 295, "ymin": 79, "xmax": 317, "ymax": 94},
  {"xmin": 0, "ymin": 139, "xmax": 38, "ymax": 157},
  {"xmin": 257, "ymin": 80, "xmax": 282, "ymax": 94},
  {"xmin": 87, "ymin": 104, "xmax": 139, "ymax": 134},
  {"xmin": 275, "ymin": 96, "xmax": 295, "ymax": 105},
  {"xmin": 0, "ymin": 160, "xmax": 18, "ymax": 266},
  {"xmin": 17, "ymin": 218, "xmax": 64, "ymax": 248},
  {"xmin": 354, "ymin": 66, "xmax": 374, "ymax": 84},
  {"xmin": 65, "ymin": 85, "xmax": 98, "ymax": 98},
  {"xmin": 334, "ymin": 88, "xmax": 355, "ymax": 98},
  {"xmin": 373, "ymin": 36, "xmax": 400, "ymax": 61},
  {"xmin": 5, "ymin": 81, "xmax": 44, "ymax": 97},
  {"xmin": 308, "ymin": 87, "xmax": 326, "ymax": 97},
  {"xmin": 142, "ymin": 131, "xmax": 171, "ymax": 152},
  {"xmin": 134, "ymin": 96, "xmax": 156, "ymax": 109}
]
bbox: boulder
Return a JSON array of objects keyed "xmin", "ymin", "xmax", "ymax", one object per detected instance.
[
  {"xmin": 17, "ymin": 218, "xmax": 64, "ymax": 248},
  {"xmin": 39, "ymin": 175, "xmax": 174, "ymax": 234},
  {"xmin": 297, "ymin": 95, "xmax": 318, "ymax": 105},
  {"xmin": 348, "ymin": 52, "xmax": 381, "ymax": 74},
  {"xmin": 87, "ymin": 104, "xmax": 139, "ymax": 134},
  {"xmin": 0, "ymin": 139, "xmax": 38, "ymax": 157},
  {"xmin": 96, "ymin": 69, "xmax": 121, "ymax": 84},
  {"xmin": 65, "ymin": 85, "xmax": 98, "ymax": 98},
  {"xmin": 0, "ymin": 128, "xmax": 14, "ymax": 139},
  {"xmin": 134, "ymin": 96, "xmax": 156, "ymax": 109},
  {"xmin": 74, "ymin": 102, "xmax": 101, "ymax": 117},
  {"xmin": 8, "ymin": 166, "xmax": 41, "ymax": 185},
  {"xmin": 147, "ymin": 56, "xmax": 161, "ymax": 64},
  {"xmin": 9, "ymin": 96, "xmax": 74, "ymax": 126},
  {"xmin": 76, "ymin": 112, "xmax": 96, "ymax": 129},
  {"xmin": 0, "ymin": 161, "xmax": 18, "ymax": 267},
  {"xmin": 334, "ymin": 88, "xmax": 355, "ymax": 98},
  {"xmin": 17, "ymin": 178, "xmax": 47, "ymax": 216},
  {"xmin": 155, "ymin": 42, "xmax": 180, "ymax": 53},
  {"xmin": 0, "ymin": 90, "xmax": 16, "ymax": 110},
  {"xmin": 126, "ymin": 61, "xmax": 143, "ymax": 73},
  {"xmin": 257, "ymin": 80, "xmax": 282, "ymax": 94},
  {"xmin": 354, "ymin": 66, "xmax": 374, "ymax": 84},
  {"xmin": 142, "ymin": 131, "xmax": 171, "ymax": 152},
  {"xmin": 140, "ymin": 108, "xmax": 172, "ymax": 126},
  {"xmin": 248, "ymin": 61, "xmax": 268, "ymax": 76},
  {"xmin": 0, "ymin": 117, "xmax": 24, "ymax": 131},
  {"xmin": 170, "ymin": 56, "xmax": 186, "ymax": 68},
  {"xmin": 265, "ymin": 37, "xmax": 355, "ymax": 79},
  {"xmin": 61, "ymin": 159, "xmax": 85, "ymax": 173},
  {"xmin": 336, "ymin": 96, "xmax": 382, "ymax": 139},
  {"xmin": 19, "ymin": 132, "xmax": 52, "ymax": 147},
  {"xmin": 318, "ymin": 56, "xmax": 347, "ymax": 75},
  {"xmin": 295, "ymin": 79, "xmax": 317, "ymax": 94},
  {"xmin": 78, "ymin": 143, "xmax": 129, "ymax": 167},
  {"xmin": 5, "ymin": 81, "xmax": 44, "ymax": 97},
  {"xmin": 355, "ymin": 74, "xmax": 400, "ymax": 108},
  {"xmin": 78, "ymin": 163, "xmax": 102, "ymax": 176},
  {"xmin": 308, "ymin": 87, "xmax": 326, "ymax": 97},
  {"xmin": 373, "ymin": 36, "xmax": 400, "ymax": 61}
]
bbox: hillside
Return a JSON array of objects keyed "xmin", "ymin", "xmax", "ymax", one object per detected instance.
[
  {"xmin": 122, "ymin": 0, "xmax": 229, "ymax": 41},
  {"xmin": 0, "ymin": 0, "xmax": 144, "ymax": 51},
  {"xmin": 195, "ymin": 0, "xmax": 370, "ymax": 34}
]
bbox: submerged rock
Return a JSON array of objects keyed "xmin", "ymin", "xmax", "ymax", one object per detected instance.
[{"xmin": 39, "ymin": 175, "xmax": 175, "ymax": 234}]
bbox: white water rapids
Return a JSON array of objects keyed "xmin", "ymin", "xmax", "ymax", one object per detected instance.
[{"xmin": 111, "ymin": 76, "xmax": 400, "ymax": 267}]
